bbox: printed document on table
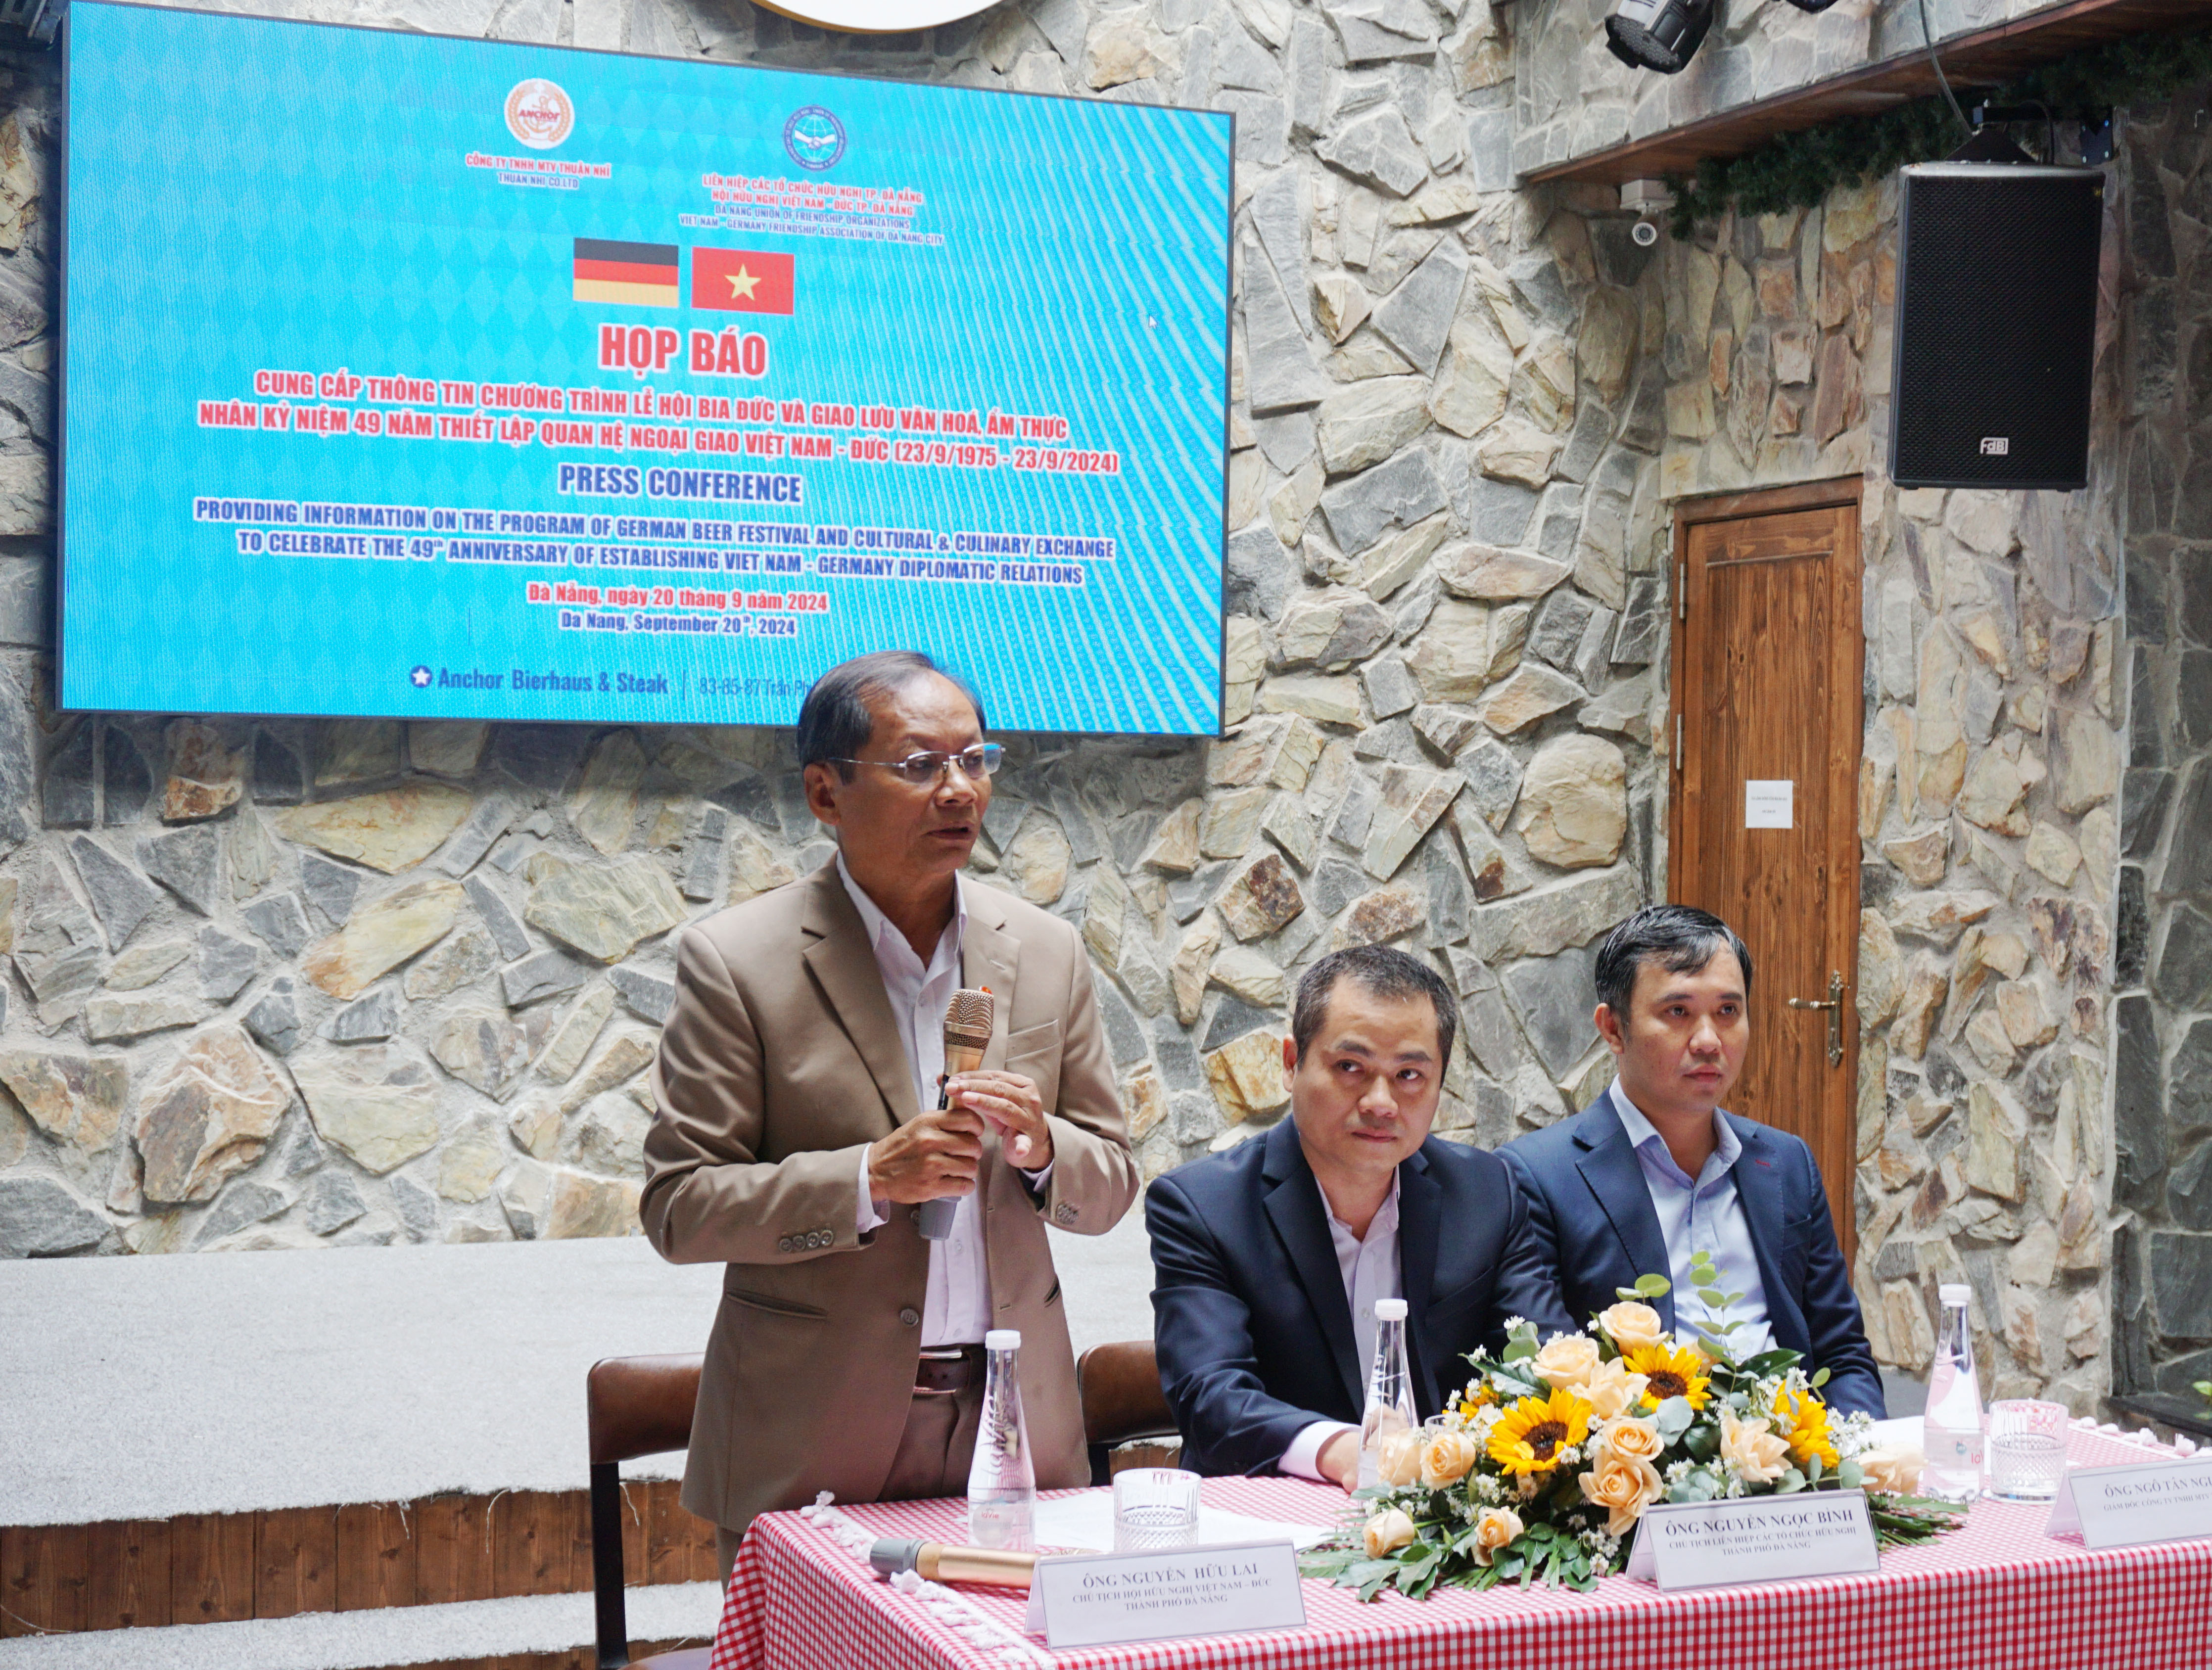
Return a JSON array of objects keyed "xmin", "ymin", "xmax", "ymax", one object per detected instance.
[{"xmin": 1031, "ymin": 1491, "xmax": 1330, "ymax": 1554}]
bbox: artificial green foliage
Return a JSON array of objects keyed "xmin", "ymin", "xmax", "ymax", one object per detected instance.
[{"xmin": 1666, "ymin": 24, "xmax": 2212, "ymax": 237}]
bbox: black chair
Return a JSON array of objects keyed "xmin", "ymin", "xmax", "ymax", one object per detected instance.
[
  {"xmin": 587, "ymin": 1352, "xmax": 712, "ymax": 1670},
  {"xmin": 1078, "ymin": 1340, "xmax": 1180, "ymax": 1485}
]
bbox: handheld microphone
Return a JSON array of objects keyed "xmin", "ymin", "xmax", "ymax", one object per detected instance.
[
  {"xmin": 869, "ymin": 1536, "xmax": 1036, "ymax": 1587},
  {"xmin": 918, "ymin": 987, "xmax": 994, "ymax": 1242}
]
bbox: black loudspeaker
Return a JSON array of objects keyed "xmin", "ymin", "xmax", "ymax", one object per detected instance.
[{"xmin": 1888, "ymin": 162, "xmax": 2105, "ymax": 491}]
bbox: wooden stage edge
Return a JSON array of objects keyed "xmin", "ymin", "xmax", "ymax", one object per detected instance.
[{"xmin": 0, "ymin": 1479, "xmax": 717, "ymax": 1637}]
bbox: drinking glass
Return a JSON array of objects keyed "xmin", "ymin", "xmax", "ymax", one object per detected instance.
[
  {"xmin": 1113, "ymin": 1467, "xmax": 1201, "ymax": 1553},
  {"xmin": 1987, "ymin": 1399, "xmax": 2069, "ymax": 1502}
]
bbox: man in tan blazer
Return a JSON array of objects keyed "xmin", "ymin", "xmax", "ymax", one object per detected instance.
[{"xmin": 642, "ymin": 650, "xmax": 1139, "ymax": 1573}]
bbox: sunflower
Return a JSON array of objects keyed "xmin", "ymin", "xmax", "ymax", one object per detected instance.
[
  {"xmin": 1486, "ymin": 1387, "xmax": 1593, "ymax": 1477},
  {"xmin": 1772, "ymin": 1386, "xmax": 1839, "ymax": 1470},
  {"xmin": 1625, "ymin": 1342, "xmax": 1712, "ymax": 1411}
]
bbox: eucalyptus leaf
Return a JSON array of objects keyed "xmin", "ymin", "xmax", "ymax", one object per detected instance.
[
  {"xmin": 1653, "ymin": 1394, "xmax": 1696, "ymax": 1440},
  {"xmin": 1811, "ymin": 1366, "xmax": 1831, "ymax": 1388},
  {"xmin": 1839, "ymin": 1458, "xmax": 1864, "ymax": 1489},
  {"xmin": 1635, "ymin": 1273, "xmax": 1673, "ymax": 1298}
]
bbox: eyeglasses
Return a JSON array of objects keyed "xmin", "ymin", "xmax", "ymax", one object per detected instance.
[{"xmin": 828, "ymin": 743, "xmax": 1004, "ymax": 787}]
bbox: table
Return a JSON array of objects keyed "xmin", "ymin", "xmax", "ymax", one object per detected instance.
[{"xmin": 707, "ymin": 1424, "xmax": 2212, "ymax": 1670}]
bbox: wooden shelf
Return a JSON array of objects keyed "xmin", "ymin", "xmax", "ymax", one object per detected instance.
[{"xmin": 1526, "ymin": 0, "xmax": 2208, "ymax": 187}]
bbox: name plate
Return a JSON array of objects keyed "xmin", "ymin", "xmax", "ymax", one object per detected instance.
[
  {"xmin": 1020, "ymin": 1540, "xmax": 1306, "ymax": 1648},
  {"xmin": 2044, "ymin": 1456, "xmax": 2212, "ymax": 1549},
  {"xmin": 1626, "ymin": 1491, "xmax": 1880, "ymax": 1590}
]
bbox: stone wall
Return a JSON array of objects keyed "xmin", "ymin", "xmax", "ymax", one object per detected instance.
[
  {"xmin": 1642, "ymin": 130, "xmax": 2140, "ymax": 1404},
  {"xmin": 0, "ymin": 0, "xmax": 1686, "ymax": 1258},
  {"xmin": 1513, "ymin": 0, "xmax": 2084, "ymax": 180},
  {"xmin": 2110, "ymin": 90, "xmax": 2212, "ymax": 1409}
]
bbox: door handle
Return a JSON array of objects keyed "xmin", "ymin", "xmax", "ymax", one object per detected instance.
[{"xmin": 1787, "ymin": 970, "xmax": 1847, "ymax": 1067}]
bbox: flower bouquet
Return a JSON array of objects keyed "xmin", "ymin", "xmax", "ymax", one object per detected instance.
[{"xmin": 1302, "ymin": 1260, "xmax": 1962, "ymax": 1600}]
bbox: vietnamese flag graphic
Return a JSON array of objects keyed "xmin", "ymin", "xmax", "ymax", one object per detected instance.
[
  {"xmin": 572, "ymin": 239, "xmax": 679, "ymax": 307},
  {"xmin": 692, "ymin": 247, "xmax": 796, "ymax": 315}
]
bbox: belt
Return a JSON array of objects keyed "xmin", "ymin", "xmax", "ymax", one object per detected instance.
[{"xmin": 914, "ymin": 1343, "xmax": 985, "ymax": 1394}]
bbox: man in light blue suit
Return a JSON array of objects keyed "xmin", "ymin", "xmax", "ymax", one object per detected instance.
[{"xmin": 1500, "ymin": 905, "xmax": 1884, "ymax": 1419}]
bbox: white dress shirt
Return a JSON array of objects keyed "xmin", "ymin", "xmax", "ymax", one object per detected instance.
[
  {"xmin": 1609, "ymin": 1081, "xmax": 1773, "ymax": 1355},
  {"xmin": 841, "ymin": 856, "xmax": 1048, "ymax": 1348},
  {"xmin": 1280, "ymin": 1175, "xmax": 1402, "ymax": 1481}
]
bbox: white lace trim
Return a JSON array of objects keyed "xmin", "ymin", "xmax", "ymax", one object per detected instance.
[{"xmin": 803, "ymin": 1492, "xmax": 1051, "ymax": 1667}]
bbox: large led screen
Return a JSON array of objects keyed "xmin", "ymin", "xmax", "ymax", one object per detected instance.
[{"xmin": 60, "ymin": 1, "xmax": 1232, "ymax": 733}]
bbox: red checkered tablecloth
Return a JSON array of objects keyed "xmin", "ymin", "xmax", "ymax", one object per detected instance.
[{"xmin": 706, "ymin": 1425, "xmax": 2212, "ymax": 1670}]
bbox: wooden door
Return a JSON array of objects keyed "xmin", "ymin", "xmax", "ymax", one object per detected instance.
[{"xmin": 1669, "ymin": 480, "xmax": 1864, "ymax": 1261}]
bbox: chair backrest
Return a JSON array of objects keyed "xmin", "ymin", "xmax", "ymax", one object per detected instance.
[
  {"xmin": 1077, "ymin": 1341, "xmax": 1177, "ymax": 1484},
  {"xmin": 588, "ymin": 1354, "xmax": 703, "ymax": 1669},
  {"xmin": 588, "ymin": 1353, "xmax": 704, "ymax": 1466}
]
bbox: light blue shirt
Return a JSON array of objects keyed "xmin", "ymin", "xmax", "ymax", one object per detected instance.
[{"xmin": 1609, "ymin": 1082, "xmax": 1772, "ymax": 1357}]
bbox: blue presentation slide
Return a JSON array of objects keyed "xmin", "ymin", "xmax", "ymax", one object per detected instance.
[{"xmin": 60, "ymin": 1, "xmax": 1232, "ymax": 734}]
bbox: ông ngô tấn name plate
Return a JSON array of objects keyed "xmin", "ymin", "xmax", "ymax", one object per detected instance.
[
  {"xmin": 2044, "ymin": 1456, "xmax": 2212, "ymax": 1549},
  {"xmin": 1627, "ymin": 1491, "xmax": 1880, "ymax": 1590},
  {"xmin": 1021, "ymin": 1541, "xmax": 1305, "ymax": 1648}
]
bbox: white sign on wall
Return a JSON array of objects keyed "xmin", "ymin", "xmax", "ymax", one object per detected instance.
[
  {"xmin": 754, "ymin": 0, "xmax": 999, "ymax": 32},
  {"xmin": 1745, "ymin": 780, "xmax": 1795, "ymax": 829}
]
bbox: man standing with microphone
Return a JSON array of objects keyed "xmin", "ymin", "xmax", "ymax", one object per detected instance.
[{"xmin": 642, "ymin": 651, "xmax": 1139, "ymax": 1578}]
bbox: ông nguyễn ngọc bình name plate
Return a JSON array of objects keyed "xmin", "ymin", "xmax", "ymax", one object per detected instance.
[{"xmin": 1626, "ymin": 1491, "xmax": 1880, "ymax": 1589}]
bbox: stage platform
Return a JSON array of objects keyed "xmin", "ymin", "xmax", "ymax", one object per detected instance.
[{"xmin": 0, "ymin": 1213, "xmax": 1156, "ymax": 1662}]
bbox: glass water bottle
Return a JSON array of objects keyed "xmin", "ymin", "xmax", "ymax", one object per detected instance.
[
  {"xmin": 1358, "ymin": 1297, "xmax": 1417, "ymax": 1489},
  {"xmin": 1922, "ymin": 1283, "xmax": 1984, "ymax": 1503},
  {"xmin": 967, "ymin": 1329, "xmax": 1036, "ymax": 1549}
]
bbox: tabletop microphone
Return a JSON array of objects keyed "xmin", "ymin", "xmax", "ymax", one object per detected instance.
[{"xmin": 918, "ymin": 987, "xmax": 994, "ymax": 1242}]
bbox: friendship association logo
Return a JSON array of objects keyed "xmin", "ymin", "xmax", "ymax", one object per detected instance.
[
  {"xmin": 410, "ymin": 666, "xmax": 433, "ymax": 689},
  {"xmin": 505, "ymin": 79, "xmax": 574, "ymax": 150},
  {"xmin": 783, "ymin": 106, "xmax": 846, "ymax": 172}
]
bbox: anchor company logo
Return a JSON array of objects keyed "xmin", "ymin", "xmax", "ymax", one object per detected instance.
[
  {"xmin": 783, "ymin": 106, "xmax": 846, "ymax": 172},
  {"xmin": 505, "ymin": 79, "xmax": 574, "ymax": 150}
]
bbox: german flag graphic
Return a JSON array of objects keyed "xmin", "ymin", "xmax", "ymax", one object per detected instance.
[{"xmin": 572, "ymin": 239, "xmax": 679, "ymax": 307}]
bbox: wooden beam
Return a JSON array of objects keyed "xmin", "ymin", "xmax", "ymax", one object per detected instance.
[
  {"xmin": 1525, "ymin": 0, "xmax": 2208, "ymax": 186},
  {"xmin": 0, "ymin": 1483, "xmax": 715, "ymax": 1638},
  {"xmin": 333, "ymin": 1501, "xmax": 416, "ymax": 1614},
  {"xmin": 83, "ymin": 1520, "xmax": 172, "ymax": 1632}
]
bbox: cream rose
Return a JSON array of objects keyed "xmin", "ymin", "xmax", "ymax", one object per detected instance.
[
  {"xmin": 1470, "ymin": 1506, "xmax": 1524, "ymax": 1565},
  {"xmin": 1599, "ymin": 1416, "xmax": 1665, "ymax": 1465},
  {"xmin": 1857, "ymin": 1446, "xmax": 1926, "ymax": 1493},
  {"xmin": 1420, "ymin": 1429, "xmax": 1479, "ymax": 1487},
  {"xmin": 1578, "ymin": 1448, "xmax": 1664, "ymax": 1536},
  {"xmin": 1377, "ymin": 1429, "xmax": 1424, "ymax": 1487},
  {"xmin": 1720, "ymin": 1409, "xmax": 1792, "ymax": 1485},
  {"xmin": 1533, "ymin": 1333, "xmax": 1601, "ymax": 1391},
  {"xmin": 1363, "ymin": 1507, "xmax": 1417, "ymax": 1558},
  {"xmin": 1578, "ymin": 1358, "xmax": 1651, "ymax": 1421},
  {"xmin": 1598, "ymin": 1301, "xmax": 1666, "ymax": 1352}
]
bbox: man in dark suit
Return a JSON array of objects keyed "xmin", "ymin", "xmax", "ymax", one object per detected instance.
[
  {"xmin": 1500, "ymin": 904, "xmax": 1884, "ymax": 1418},
  {"xmin": 1148, "ymin": 946, "xmax": 1574, "ymax": 1486}
]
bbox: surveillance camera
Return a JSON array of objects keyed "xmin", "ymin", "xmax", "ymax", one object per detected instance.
[
  {"xmin": 1604, "ymin": 0, "xmax": 1715, "ymax": 74},
  {"xmin": 1631, "ymin": 218, "xmax": 1660, "ymax": 248}
]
